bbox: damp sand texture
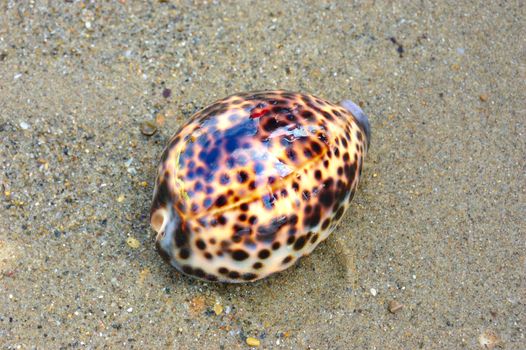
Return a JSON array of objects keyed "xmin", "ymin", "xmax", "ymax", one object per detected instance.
[{"xmin": 0, "ymin": 1, "xmax": 524, "ymax": 349}]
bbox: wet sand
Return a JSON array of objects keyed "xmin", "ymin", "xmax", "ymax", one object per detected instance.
[{"xmin": 0, "ymin": 1, "xmax": 524, "ymax": 349}]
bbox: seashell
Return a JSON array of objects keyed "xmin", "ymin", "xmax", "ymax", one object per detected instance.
[{"xmin": 150, "ymin": 91, "xmax": 370, "ymax": 282}]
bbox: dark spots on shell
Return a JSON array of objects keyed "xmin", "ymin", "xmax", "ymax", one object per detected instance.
[
  {"xmin": 262, "ymin": 194, "xmax": 276, "ymax": 209},
  {"xmin": 311, "ymin": 141, "xmax": 322, "ymax": 155},
  {"xmin": 194, "ymin": 268, "xmax": 206, "ymax": 279},
  {"xmin": 286, "ymin": 148, "xmax": 297, "ymax": 162},
  {"xmin": 320, "ymin": 192, "xmax": 334, "ymax": 210},
  {"xmin": 242, "ymin": 273, "xmax": 258, "ymax": 281},
  {"xmin": 280, "ymin": 189, "xmax": 289, "ymax": 198},
  {"xmin": 209, "ymin": 238, "xmax": 217, "ymax": 245},
  {"xmin": 218, "ymin": 267, "xmax": 229, "ymax": 275},
  {"xmin": 262, "ymin": 117, "xmax": 287, "ymax": 133},
  {"xmin": 356, "ymin": 130, "xmax": 363, "ymax": 141},
  {"xmin": 272, "ymin": 106, "xmax": 291, "ymax": 114},
  {"xmin": 337, "ymin": 167, "xmax": 343, "ymax": 176},
  {"xmin": 196, "ymin": 239, "xmax": 206, "ymax": 250},
  {"xmin": 240, "ymin": 203, "xmax": 249, "ymax": 211},
  {"xmin": 292, "ymin": 182, "xmax": 299, "ymax": 191},
  {"xmin": 302, "ymin": 190, "xmax": 311, "ymax": 200},
  {"xmin": 249, "ymin": 181, "xmax": 256, "ymax": 190},
  {"xmin": 272, "ymin": 241, "xmax": 281, "ymax": 250},
  {"xmin": 228, "ymin": 271, "xmax": 240, "ymax": 279},
  {"xmin": 232, "ymin": 235, "xmax": 242, "ymax": 243},
  {"xmin": 345, "ymin": 163, "xmax": 357, "ymax": 182},
  {"xmin": 257, "ymin": 215, "xmax": 287, "ymax": 242},
  {"xmin": 334, "ymin": 148, "xmax": 340, "ymax": 158},
  {"xmin": 315, "ymin": 170, "xmax": 322, "ymax": 180},
  {"xmin": 232, "ymin": 249, "xmax": 249, "ymax": 261},
  {"xmin": 206, "ymin": 186, "xmax": 214, "ymax": 194},
  {"xmin": 215, "ymin": 195, "xmax": 227, "ymax": 207},
  {"xmin": 237, "ymin": 170, "xmax": 249, "ymax": 183},
  {"xmin": 334, "ymin": 206, "xmax": 345, "ymax": 221},
  {"xmin": 304, "ymin": 149, "xmax": 313, "ymax": 158},
  {"xmin": 311, "ymin": 233, "xmax": 319, "ymax": 243},
  {"xmin": 238, "ymin": 213, "xmax": 247, "ymax": 222},
  {"xmin": 220, "ymin": 173, "xmax": 230, "ymax": 185},
  {"xmin": 323, "ymin": 160, "xmax": 330, "ymax": 168},
  {"xmin": 321, "ymin": 218, "xmax": 331, "ymax": 230},
  {"xmin": 343, "ymin": 153, "xmax": 350, "ymax": 162},
  {"xmin": 300, "ymin": 110, "xmax": 314, "ymax": 120},
  {"xmin": 268, "ymin": 176, "xmax": 276, "ymax": 185},
  {"xmin": 304, "ymin": 204, "xmax": 321, "ymax": 228},
  {"xmin": 293, "ymin": 236, "xmax": 307, "ymax": 251},
  {"xmin": 203, "ymin": 198, "xmax": 212, "ymax": 208},
  {"xmin": 176, "ymin": 201, "xmax": 185, "ymax": 212},
  {"xmin": 174, "ymin": 222, "xmax": 188, "ymax": 248},
  {"xmin": 194, "ymin": 181, "xmax": 203, "ymax": 192},
  {"xmin": 182, "ymin": 265, "xmax": 193, "ymax": 275},
  {"xmin": 322, "ymin": 111, "xmax": 334, "ymax": 121},
  {"xmin": 253, "ymin": 262, "xmax": 263, "ymax": 269},
  {"xmin": 341, "ymin": 137, "xmax": 348, "ymax": 148},
  {"xmin": 218, "ymin": 215, "xmax": 227, "ymax": 225},
  {"xmin": 258, "ymin": 249, "xmax": 270, "ymax": 259},
  {"xmin": 179, "ymin": 248, "xmax": 190, "ymax": 259},
  {"xmin": 249, "ymin": 215, "xmax": 258, "ymax": 225},
  {"xmin": 289, "ymin": 214, "xmax": 298, "ymax": 225},
  {"xmin": 287, "ymin": 236, "xmax": 295, "ymax": 245},
  {"xmin": 204, "ymin": 252, "xmax": 213, "ymax": 260},
  {"xmin": 283, "ymin": 256, "xmax": 293, "ymax": 264},
  {"xmin": 288, "ymin": 227, "xmax": 297, "ymax": 236},
  {"xmin": 199, "ymin": 147, "xmax": 220, "ymax": 167}
]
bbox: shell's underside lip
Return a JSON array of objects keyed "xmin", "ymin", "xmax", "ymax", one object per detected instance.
[{"xmin": 340, "ymin": 99, "xmax": 371, "ymax": 147}]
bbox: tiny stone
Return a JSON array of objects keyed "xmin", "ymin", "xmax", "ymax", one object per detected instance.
[
  {"xmin": 19, "ymin": 121, "xmax": 30, "ymax": 130},
  {"xmin": 127, "ymin": 307, "xmax": 133, "ymax": 313},
  {"xmin": 388, "ymin": 300, "xmax": 404, "ymax": 314},
  {"xmin": 478, "ymin": 330, "xmax": 501, "ymax": 349},
  {"xmin": 140, "ymin": 121, "xmax": 157, "ymax": 136},
  {"xmin": 117, "ymin": 194, "xmax": 125, "ymax": 203},
  {"xmin": 479, "ymin": 94, "xmax": 489, "ymax": 102},
  {"xmin": 213, "ymin": 303, "xmax": 223, "ymax": 315},
  {"xmin": 162, "ymin": 88, "xmax": 172, "ymax": 98},
  {"xmin": 246, "ymin": 337, "xmax": 260, "ymax": 347},
  {"xmin": 126, "ymin": 237, "xmax": 140, "ymax": 249},
  {"xmin": 370, "ymin": 288, "xmax": 377, "ymax": 296}
]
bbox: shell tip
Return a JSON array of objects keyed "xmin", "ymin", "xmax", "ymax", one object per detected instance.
[{"xmin": 341, "ymin": 99, "xmax": 371, "ymax": 148}]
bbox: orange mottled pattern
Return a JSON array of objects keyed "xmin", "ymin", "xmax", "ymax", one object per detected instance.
[{"xmin": 150, "ymin": 91, "xmax": 369, "ymax": 282}]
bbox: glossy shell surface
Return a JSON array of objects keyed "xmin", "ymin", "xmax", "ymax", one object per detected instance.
[{"xmin": 150, "ymin": 91, "xmax": 370, "ymax": 282}]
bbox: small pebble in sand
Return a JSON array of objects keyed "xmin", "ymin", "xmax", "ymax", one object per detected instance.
[
  {"xmin": 213, "ymin": 303, "xmax": 223, "ymax": 316},
  {"xmin": 388, "ymin": 300, "xmax": 404, "ymax": 314},
  {"xmin": 246, "ymin": 337, "xmax": 260, "ymax": 347},
  {"xmin": 140, "ymin": 120, "xmax": 157, "ymax": 136},
  {"xmin": 126, "ymin": 237, "xmax": 140, "ymax": 249},
  {"xmin": 478, "ymin": 330, "xmax": 501, "ymax": 349},
  {"xmin": 162, "ymin": 88, "xmax": 172, "ymax": 98},
  {"xmin": 117, "ymin": 194, "xmax": 125, "ymax": 203},
  {"xmin": 479, "ymin": 94, "xmax": 489, "ymax": 102},
  {"xmin": 370, "ymin": 288, "xmax": 377, "ymax": 296},
  {"xmin": 19, "ymin": 121, "xmax": 30, "ymax": 130}
]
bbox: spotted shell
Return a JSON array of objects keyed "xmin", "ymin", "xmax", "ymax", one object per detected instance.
[{"xmin": 150, "ymin": 91, "xmax": 371, "ymax": 283}]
